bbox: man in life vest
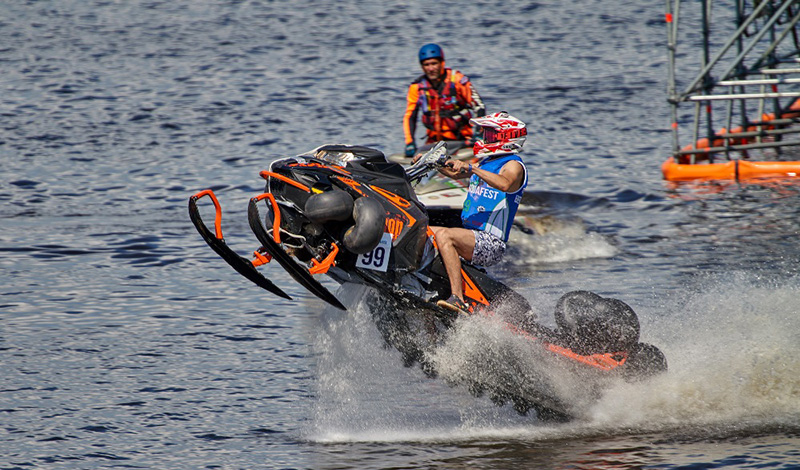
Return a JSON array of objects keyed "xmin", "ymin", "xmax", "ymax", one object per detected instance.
[
  {"xmin": 403, "ymin": 43, "xmax": 486, "ymax": 158},
  {"xmin": 430, "ymin": 112, "xmax": 528, "ymax": 313}
]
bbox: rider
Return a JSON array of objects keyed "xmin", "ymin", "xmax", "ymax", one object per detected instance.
[
  {"xmin": 431, "ymin": 111, "xmax": 528, "ymax": 313},
  {"xmin": 403, "ymin": 43, "xmax": 486, "ymax": 158}
]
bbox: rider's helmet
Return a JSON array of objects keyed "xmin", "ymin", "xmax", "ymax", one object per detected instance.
[
  {"xmin": 470, "ymin": 111, "xmax": 527, "ymax": 159},
  {"xmin": 418, "ymin": 43, "xmax": 444, "ymax": 63}
]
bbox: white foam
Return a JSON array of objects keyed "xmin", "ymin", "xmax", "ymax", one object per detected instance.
[
  {"xmin": 587, "ymin": 273, "xmax": 800, "ymax": 433},
  {"xmin": 306, "ymin": 274, "xmax": 800, "ymax": 443},
  {"xmin": 509, "ymin": 215, "xmax": 618, "ymax": 264}
]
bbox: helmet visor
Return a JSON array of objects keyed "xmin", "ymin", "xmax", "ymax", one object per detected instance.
[
  {"xmin": 482, "ymin": 126, "xmax": 527, "ymax": 144},
  {"xmin": 483, "ymin": 127, "xmax": 500, "ymax": 144}
]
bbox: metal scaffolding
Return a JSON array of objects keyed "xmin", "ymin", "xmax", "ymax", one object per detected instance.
[{"xmin": 666, "ymin": 0, "xmax": 800, "ymax": 163}]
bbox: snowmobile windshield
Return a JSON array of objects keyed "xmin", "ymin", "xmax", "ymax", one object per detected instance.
[
  {"xmin": 313, "ymin": 149, "xmax": 360, "ymax": 166},
  {"xmin": 308, "ymin": 145, "xmax": 387, "ymax": 166}
]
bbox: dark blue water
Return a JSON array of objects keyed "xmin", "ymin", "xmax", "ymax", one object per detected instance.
[{"xmin": 3, "ymin": 1, "xmax": 800, "ymax": 469}]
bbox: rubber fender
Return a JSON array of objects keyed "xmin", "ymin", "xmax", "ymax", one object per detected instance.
[
  {"xmin": 622, "ymin": 343, "xmax": 668, "ymax": 381},
  {"xmin": 554, "ymin": 290, "xmax": 602, "ymax": 331},
  {"xmin": 343, "ymin": 197, "xmax": 386, "ymax": 254},
  {"xmin": 304, "ymin": 189, "xmax": 354, "ymax": 224},
  {"xmin": 554, "ymin": 290, "xmax": 640, "ymax": 354}
]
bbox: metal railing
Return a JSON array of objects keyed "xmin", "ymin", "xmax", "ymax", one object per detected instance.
[{"xmin": 666, "ymin": 0, "xmax": 800, "ymax": 164}]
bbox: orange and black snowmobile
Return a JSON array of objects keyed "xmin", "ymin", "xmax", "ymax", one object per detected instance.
[{"xmin": 189, "ymin": 142, "xmax": 667, "ymax": 420}]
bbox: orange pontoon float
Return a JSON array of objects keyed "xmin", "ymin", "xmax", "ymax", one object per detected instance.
[
  {"xmin": 662, "ymin": 1, "xmax": 800, "ymax": 182},
  {"xmin": 663, "ymin": 98, "xmax": 800, "ymax": 181},
  {"xmin": 663, "ymin": 157, "xmax": 800, "ymax": 182}
]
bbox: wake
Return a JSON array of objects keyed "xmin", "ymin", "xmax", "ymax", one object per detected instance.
[{"xmin": 306, "ymin": 272, "xmax": 800, "ymax": 442}]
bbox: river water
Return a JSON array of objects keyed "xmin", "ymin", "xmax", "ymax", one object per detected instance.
[{"xmin": 2, "ymin": 1, "xmax": 800, "ymax": 469}]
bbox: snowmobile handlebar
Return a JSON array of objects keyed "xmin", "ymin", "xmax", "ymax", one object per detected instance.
[{"xmin": 405, "ymin": 141, "xmax": 450, "ymax": 183}]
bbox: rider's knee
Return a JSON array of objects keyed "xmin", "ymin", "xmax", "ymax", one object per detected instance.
[{"xmin": 436, "ymin": 228, "xmax": 456, "ymax": 247}]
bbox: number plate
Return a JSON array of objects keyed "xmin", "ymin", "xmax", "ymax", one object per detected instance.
[{"xmin": 355, "ymin": 232, "xmax": 393, "ymax": 272}]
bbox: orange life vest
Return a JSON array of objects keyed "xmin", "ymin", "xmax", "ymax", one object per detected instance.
[{"xmin": 404, "ymin": 68, "xmax": 477, "ymax": 144}]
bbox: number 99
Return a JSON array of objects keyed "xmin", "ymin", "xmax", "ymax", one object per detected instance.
[{"xmin": 372, "ymin": 247, "xmax": 385, "ymax": 267}]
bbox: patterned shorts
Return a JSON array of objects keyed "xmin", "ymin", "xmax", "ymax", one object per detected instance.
[{"xmin": 471, "ymin": 230, "xmax": 506, "ymax": 267}]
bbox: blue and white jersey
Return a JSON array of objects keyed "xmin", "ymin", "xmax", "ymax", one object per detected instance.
[{"xmin": 461, "ymin": 154, "xmax": 527, "ymax": 242}]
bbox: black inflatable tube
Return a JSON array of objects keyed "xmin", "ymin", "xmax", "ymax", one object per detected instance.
[{"xmin": 343, "ymin": 197, "xmax": 386, "ymax": 255}]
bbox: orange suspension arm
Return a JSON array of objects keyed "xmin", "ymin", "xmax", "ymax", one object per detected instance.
[
  {"xmin": 309, "ymin": 243, "xmax": 339, "ymax": 275},
  {"xmin": 251, "ymin": 193, "xmax": 282, "ymax": 244},
  {"xmin": 259, "ymin": 170, "xmax": 311, "ymax": 192}
]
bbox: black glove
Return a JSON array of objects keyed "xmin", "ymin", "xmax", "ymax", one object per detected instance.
[{"xmin": 404, "ymin": 143, "xmax": 416, "ymax": 158}]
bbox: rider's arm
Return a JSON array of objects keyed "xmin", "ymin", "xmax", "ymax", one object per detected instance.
[
  {"xmin": 474, "ymin": 160, "xmax": 525, "ymax": 192},
  {"xmin": 444, "ymin": 159, "xmax": 525, "ymax": 191},
  {"xmin": 454, "ymin": 73, "xmax": 485, "ymax": 141},
  {"xmin": 467, "ymin": 82, "xmax": 486, "ymax": 118},
  {"xmin": 403, "ymin": 84, "xmax": 420, "ymax": 146},
  {"xmin": 454, "ymin": 72, "xmax": 485, "ymax": 117}
]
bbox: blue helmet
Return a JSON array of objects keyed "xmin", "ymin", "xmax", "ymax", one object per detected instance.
[{"xmin": 418, "ymin": 43, "xmax": 444, "ymax": 62}]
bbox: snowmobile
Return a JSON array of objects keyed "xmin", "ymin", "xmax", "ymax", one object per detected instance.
[{"xmin": 188, "ymin": 142, "xmax": 667, "ymax": 419}]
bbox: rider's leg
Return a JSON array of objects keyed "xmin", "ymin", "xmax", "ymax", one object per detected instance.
[{"xmin": 430, "ymin": 226, "xmax": 476, "ymax": 301}]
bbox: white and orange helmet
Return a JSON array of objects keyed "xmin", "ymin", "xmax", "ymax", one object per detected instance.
[{"xmin": 470, "ymin": 111, "xmax": 527, "ymax": 159}]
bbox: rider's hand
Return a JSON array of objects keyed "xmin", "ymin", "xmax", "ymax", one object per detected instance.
[
  {"xmin": 444, "ymin": 159, "xmax": 472, "ymax": 176},
  {"xmin": 404, "ymin": 143, "xmax": 416, "ymax": 158}
]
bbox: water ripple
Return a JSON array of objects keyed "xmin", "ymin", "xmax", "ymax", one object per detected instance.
[{"xmin": 2, "ymin": 1, "xmax": 799, "ymax": 469}]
